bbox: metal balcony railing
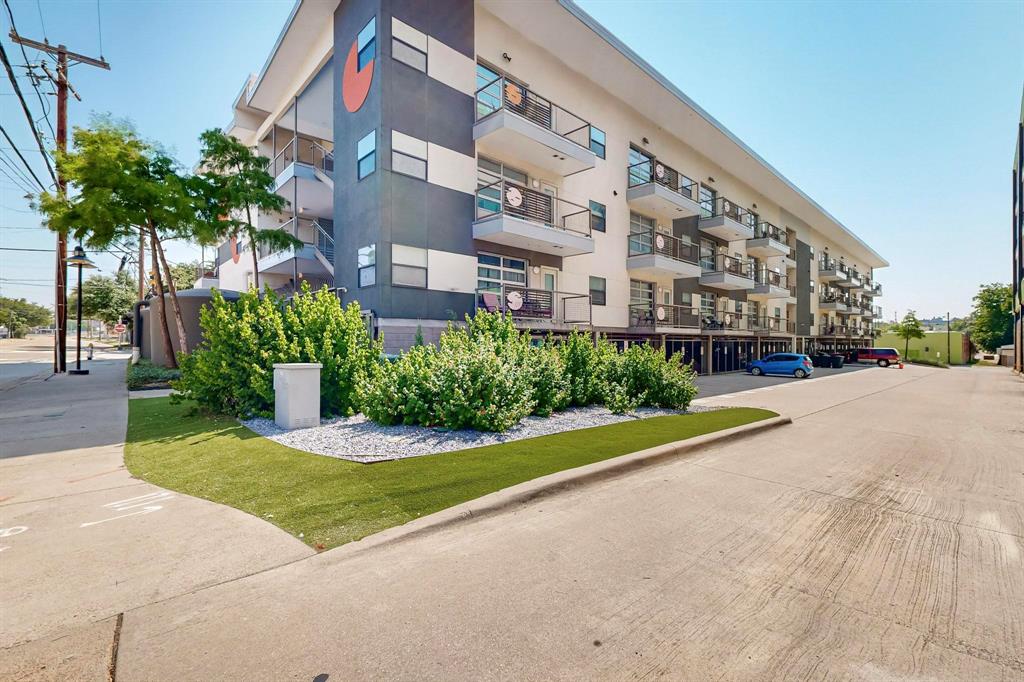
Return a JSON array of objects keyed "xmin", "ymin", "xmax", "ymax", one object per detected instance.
[
  {"xmin": 476, "ymin": 285, "xmax": 591, "ymax": 324},
  {"xmin": 475, "ymin": 177, "xmax": 592, "ymax": 238},
  {"xmin": 257, "ymin": 218, "xmax": 334, "ymax": 263},
  {"xmin": 700, "ymin": 313, "xmax": 742, "ymax": 332},
  {"xmin": 272, "ymin": 136, "xmax": 334, "ymax": 177},
  {"xmin": 754, "ymin": 267, "xmax": 787, "ymax": 288},
  {"xmin": 748, "ymin": 316, "xmax": 795, "ymax": 334},
  {"xmin": 628, "ymin": 228, "xmax": 698, "ymax": 264},
  {"xmin": 754, "ymin": 221, "xmax": 787, "ymax": 243},
  {"xmin": 819, "ymin": 255, "xmax": 841, "ymax": 271},
  {"xmin": 818, "ymin": 323, "xmax": 850, "ymax": 336},
  {"xmin": 475, "ymin": 75, "xmax": 593, "ymax": 151},
  {"xmin": 626, "ymin": 157, "xmax": 696, "ymax": 200},
  {"xmin": 702, "ymin": 252, "xmax": 754, "ymax": 278},
  {"xmin": 629, "ymin": 303, "xmax": 699, "ymax": 329},
  {"xmin": 700, "ymin": 196, "xmax": 757, "ymax": 228}
]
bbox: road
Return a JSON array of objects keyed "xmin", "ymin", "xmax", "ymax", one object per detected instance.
[
  {"xmin": 100, "ymin": 364, "xmax": 1019, "ymax": 680},
  {"xmin": 0, "ymin": 341, "xmax": 313, "ymax": 681}
]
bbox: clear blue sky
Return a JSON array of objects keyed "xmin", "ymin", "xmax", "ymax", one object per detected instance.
[{"xmin": 2, "ymin": 0, "xmax": 1022, "ymax": 320}]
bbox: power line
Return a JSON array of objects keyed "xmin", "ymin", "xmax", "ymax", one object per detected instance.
[
  {"xmin": 0, "ymin": 153, "xmax": 37, "ymax": 192},
  {"xmin": 3, "ymin": 0, "xmax": 56, "ymax": 141},
  {"xmin": 0, "ymin": 39, "xmax": 56, "ymax": 186},
  {"xmin": 0, "ymin": 123, "xmax": 45, "ymax": 189},
  {"xmin": 95, "ymin": 0, "xmax": 104, "ymax": 60},
  {"xmin": 34, "ymin": 0, "xmax": 46, "ymax": 41}
]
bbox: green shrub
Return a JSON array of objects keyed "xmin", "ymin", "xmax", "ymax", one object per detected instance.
[
  {"xmin": 529, "ymin": 342, "xmax": 570, "ymax": 417},
  {"xmin": 603, "ymin": 345, "xmax": 698, "ymax": 413},
  {"xmin": 558, "ymin": 328, "xmax": 613, "ymax": 406},
  {"xmin": 359, "ymin": 344, "xmax": 436, "ymax": 426},
  {"xmin": 126, "ymin": 359, "xmax": 181, "ymax": 390},
  {"xmin": 174, "ymin": 283, "xmax": 380, "ymax": 418}
]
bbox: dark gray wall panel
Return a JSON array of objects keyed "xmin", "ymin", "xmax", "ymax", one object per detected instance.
[
  {"xmin": 388, "ymin": 0, "xmax": 474, "ymax": 58},
  {"xmin": 389, "ymin": 287, "xmax": 474, "ymax": 320},
  {"xmin": 796, "ymin": 239, "xmax": 812, "ymax": 335}
]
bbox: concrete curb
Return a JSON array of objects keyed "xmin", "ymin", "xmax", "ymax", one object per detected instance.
[{"xmin": 334, "ymin": 414, "xmax": 792, "ymax": 558}]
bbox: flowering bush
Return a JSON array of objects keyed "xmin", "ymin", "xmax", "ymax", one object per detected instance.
[
  {"xmin": 174, "ymin": 283, "xmax": 380, "ymax": 418},
  {"xmin": 558, "ymin": 328, "xmax": 614, "ymax": 407},
  {"xmin": 603, "ymin": 344, "xmax": 698, "ymax": 413}
]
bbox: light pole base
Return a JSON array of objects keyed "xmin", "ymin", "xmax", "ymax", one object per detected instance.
[{"xmin": 69, "ymin": 369, "xmax": 90, "ymax": 376}]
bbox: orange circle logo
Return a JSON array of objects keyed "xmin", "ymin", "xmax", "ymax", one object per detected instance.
[{"xmin": 342, "ymin": 39, "xmax": 374, "ymax": 113}]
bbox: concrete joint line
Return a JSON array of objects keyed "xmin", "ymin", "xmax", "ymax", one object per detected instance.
[
  {"xmin": 107, "ymin": 612, "xmax": 123, "ymax": 682},
  {"xmin": 793, "ymin": 372, "xmax": 934, "ymax": 421},
  {"xmin": 338, "ymin": 415, "xmax": 792, "ymax": 557}
]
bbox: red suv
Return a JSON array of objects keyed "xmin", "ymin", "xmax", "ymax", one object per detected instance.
[{"xmin": 849, "ymin": 347, "xmax": 900, "ymax": 367}]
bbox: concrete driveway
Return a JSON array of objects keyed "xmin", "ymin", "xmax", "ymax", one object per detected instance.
[
  {"xmin": 97, "ymin": 364, "xmax": 1022, "ymax": 680},
  {"xmin": 695, "ymin": 362, "xmax": 876, "ymax": 399},
  {"xmin": 0, "ymin": 344, "xmax": 312, "ymax": 680}
]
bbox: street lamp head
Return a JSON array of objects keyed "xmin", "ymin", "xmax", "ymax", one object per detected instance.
[{"xmin": 67, "ymin": 245, "xmax": 97, "ymax": 269}]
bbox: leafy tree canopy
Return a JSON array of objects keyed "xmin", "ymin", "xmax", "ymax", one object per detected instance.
[
  {"xmin": 71, "ymin": 272, "xmax": 137, "ymax": 327},
  {"xmin": 1, "ymin": 297, "xmax": 52, "ymax": 336},
  {"xmin": 968, "ymin": 283, "xmax": 1013, "ymax": 352}
]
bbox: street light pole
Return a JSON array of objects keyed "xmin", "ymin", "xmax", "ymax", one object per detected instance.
[{"xmin": 67, "ymin": 245, "xmax": 96, "ymax": 375}]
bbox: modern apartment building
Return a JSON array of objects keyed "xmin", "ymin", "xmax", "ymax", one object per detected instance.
[
  {"xmin": 214, "ymin": 0, "xmax": 887, "ymax": 373},
  {"xmin": 1012, "ymin": 88, "xmax": 1023, "ymax": 374}
]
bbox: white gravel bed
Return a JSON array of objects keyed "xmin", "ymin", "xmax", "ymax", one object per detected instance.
[{"xmin": 242, "ymin": 404, "xmax": 719, "ymax": 463}]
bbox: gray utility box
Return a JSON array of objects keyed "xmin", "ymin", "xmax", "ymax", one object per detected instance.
[{"xmin": 273, "ymin": 363, "xmax": 322, "ymax": 430}]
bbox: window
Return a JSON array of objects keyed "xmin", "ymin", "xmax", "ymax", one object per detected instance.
[
  {"xmin": 629, "ymin": 279, "xmax": 653, "ymax": 306},
  {"xmin": 589, "ymin": 126, "xmax": 606, "ymax": 159},
  {"xmin": 357, "ymin": 131, "xmax": 376, "ymax": 179},
  {"xmin": 700, "ymin": 292, "xmax": 716, "ymax": 317},
  {"xmin": 477, "ymin": 253, "xmax": 526, "ymax": 292},
  {"xmin": 774, "ymin": 306, "xmax": 782, "ymax": 318},
  {"xmin": 392, "ymin": 38, "xmax": 426, "ymax": 72},
  {"xmin": 476, "ymin": 62, "xmax": 504, "ymax": 118},
  {"xmin": 629, "ymin": 211, "xmax": 656, "ymax": 256},
  {"xmin": 699, "ymin": 238, "xmax": 716, "ymax": 271},
  {"xmin": 358, "ymin": 244, "xmax": 376, "ymax": 287},
  {"xmin": 628, "ymin": 146, "xmax": 652, "ymax": 187},
  {"xmin": 392, "ymin": 149, "xmax": 426, "ymax": 180},
  {"xmin": 734, "ymin": 300, "xmax": 743, "ymax": 314},
  {"xmin": 392, "ymin": 244, "xmax": 427, "ymax": 288},
  {"xmin": 699, "ymin": 185, "xmax": 717, "ymax": 216},
  {"xmin": 589, "ymin": 276, "xmax": 606, "ymax": 306},
  {"xmin": 589, "ymin": 200, "xmax": 606, "ymax": 233},
  {"xmin": 809, "ymin": 279, "xmax": 815, "ymax": 292},
  {"xmin": 680, "ymin": 292, "xmax": 693, "ymax": 308},
  {"xmin": 357, "ymin": 17, "xmax": 376, "ymax": 71}
]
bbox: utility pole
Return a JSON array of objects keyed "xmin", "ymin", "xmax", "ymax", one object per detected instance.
[
  {"xmin": 947, "ymin": 311, "xmax": 951, "ymax": 364},
  {"xmin": 9, "ymin": 30, "xmax": 110, "ymax": 373}
]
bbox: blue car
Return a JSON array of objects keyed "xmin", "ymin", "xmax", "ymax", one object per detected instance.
[{"xmin": 747, "ymin": 353, "xmax": 814, "ymax": 379}]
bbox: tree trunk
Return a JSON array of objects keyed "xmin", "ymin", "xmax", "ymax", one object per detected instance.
[
  {"xmin": 149, "ymin": 222, "xmax": 189, "ymax": 357},
  {"xmin": 245, "ymin": 203, "xmax": 260, "ymax": 291},
  {"xmin": 150, "ymin": 232, "xmax": 177, "ymax": 369}
]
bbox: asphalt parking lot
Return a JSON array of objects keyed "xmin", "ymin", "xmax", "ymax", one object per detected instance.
[{"xmin": 694, "ymin": 361, "xmax": 882, "ymax": 399}]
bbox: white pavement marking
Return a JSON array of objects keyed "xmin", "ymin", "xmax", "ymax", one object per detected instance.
[
  {"xmin": 79, "ymin": 491, "xmax": 174, "ymax": 528},
  {"xmin": 0, "ymin": 525, "xmax": 29, "ymax": 537}
]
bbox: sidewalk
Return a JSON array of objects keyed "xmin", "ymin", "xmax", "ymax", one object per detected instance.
[{"xmin": 0, "ymin": 351, "xmax": 312, "ymax": 679}]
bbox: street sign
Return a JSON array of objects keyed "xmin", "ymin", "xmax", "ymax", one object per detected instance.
[{"xmin": 113, "ymin": 323, "xmax": 127, "ymax": 334}]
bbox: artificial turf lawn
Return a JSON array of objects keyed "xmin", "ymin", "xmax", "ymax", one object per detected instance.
[{"xmin": 125, "ymin": 398, "xmax": 776, "ymax": 550}]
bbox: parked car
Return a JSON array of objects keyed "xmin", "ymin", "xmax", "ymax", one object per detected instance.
[
  {"xmin": 810, "ymin": 351, "xmax": 844, "ymax": 368},
  {"xmin": 748, "ymin": 353, "xmax": 814, "ymax": 379},
  {"xmin": 848, "ymin": 347, "xmax": 900, "ymax": 367}
]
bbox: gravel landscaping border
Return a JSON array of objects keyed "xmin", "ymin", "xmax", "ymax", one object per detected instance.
[{"xmin": 243, "ymin": 405, "xmax": 720, "ymax": 463}]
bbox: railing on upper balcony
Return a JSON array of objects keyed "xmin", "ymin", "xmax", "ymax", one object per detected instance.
[
  {"xmin": 629, "ymin": 303, "xmax": 699, "ymax": 329},
  {"xmin": 754, "ymin": 221, "xmax": 787, "ymax": 244},
  {"xmin": 626, "ymin": 158, "xmax": 697, "ymax": 200},
  {"xmin": 271, "ymin": 136, "xmax": 334, "ymax": 178},
  {"xmin": 819, "ymin": 291, "xmax": 847, "ymax": 306},
  {"xmin": 748, "ymin": 316, "xmax": 795, "ymax": 334},
  {"xmin": 818, "ymin": 322, "xmax": 850, "ymax": 336},
  {"xmin": 476, "ymin": 285, "xmax": 591, "ymax": 324},
  {"xmin": 754, "ymin": 267, "xmax": 787, "ymax": 289},
  {"xmin": 700, "ymin": 196, "xmax": 757, "ymax": 228},
  {"xmin": 475, "ymin": 177, "xmax": 592, "ymax": 237},
  {"xmin": 257, "ymin": 218, "xmax": 334, "ymax": 263},
  {"xmin": 700, "ymin": 313, "xmax": 742, "ymax": 332},
  {"xmin": 628, "ymin": 228, "xmax": 699, "ymax": 264},
  {"xmin": 702, "ymin": 252, "xmax": 754, "ymax": 279},
  {"xmin": 475, "ymin": 75, "xmax": 593, "ymax": 151},
  {"xmin": 869, "ymin": 282, "xmax": 883, "ymax": 296},
  {"xmin": 819, "ymin": 255, "xmax": 839, "ymax": 271}
]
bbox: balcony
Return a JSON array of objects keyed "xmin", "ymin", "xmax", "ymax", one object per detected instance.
[
  {"xmin": 626, "ymin": 229, "xmax": 701, "ymax": 279},
  {"xmin": 864, "ymin": 281, "xmax": 883, "ymax": 297},
  {"xmin": 474, "ymin": 75, "xmax": 596, "ymax": 176},
  {"xmin": 748, "ymin": 316, "xmax": 795, "ymax": 335},
  {"xmin": 818, "ymin": 322, "xmax": 850, "ymax": 337},
  {"xmin": 629, "ymin": 303, "xmax": 699, "ymax": 332},
  {"xmin": 836, "ymin": 267, "xmax": 863, "ymax": 289},
  {"xmin": 699, "ymin": 196, "xmax": 756, "ymax": 241},
  {"xmin": 746, "ymin": 222, "xmax": 791, "ymax": 258},
  {"xmin": 625, "ymin": 158, "xmax": 702, "ymax": 218},
  {"xmin": 818, "ymin": 257, "xmax": 848, "ymax": 283},
  {"xmin": 256, "ymin": 217, "xmax": 334, "ymax": 278},
  {"xmin": 818, "ymin": 292, "xmax": 850, "ymax": 312},
  {"xmin": 476, "ymin": 285, "xmax": 591, "ymax": 326},
  {"xmin": 473, "ymin": 178, "xmax": 594, "ymax": 256},
  {"xmin": 749, "ymin": 268, "xmax": 789, "ymax": 300},
  {"xmin": 699, "ymin": 253, "xmax": 755, "ymax": 290},
  {"xmin": 271, "ymin": 137, "xmax": 334, "ymax": 224}
]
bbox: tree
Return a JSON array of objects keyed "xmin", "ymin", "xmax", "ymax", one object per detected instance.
[
  {"xmin": 38, "ymin": 119, "xmax": 207, "ymax": 367},
  {"xmin": 0, "ymin": 297, "xmax": 52, "ymax": 337},
  {"xmin": 892, "ymin": 310, "xmax": 925, "ymax": 358},
  {"xmin": 71, "ymin": 272, "xmax": 137, "ymax": 327},
  {"xmin": 168, "ymin": 261, "xmax": 199, "ymax": 292},
  {"xmin": 195, "ymin": 129, "xmax": 296, "ymax": 290},
  {"xmin": 968, "ymin": 283, "xmax": 1012, "ymax": 352}
]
